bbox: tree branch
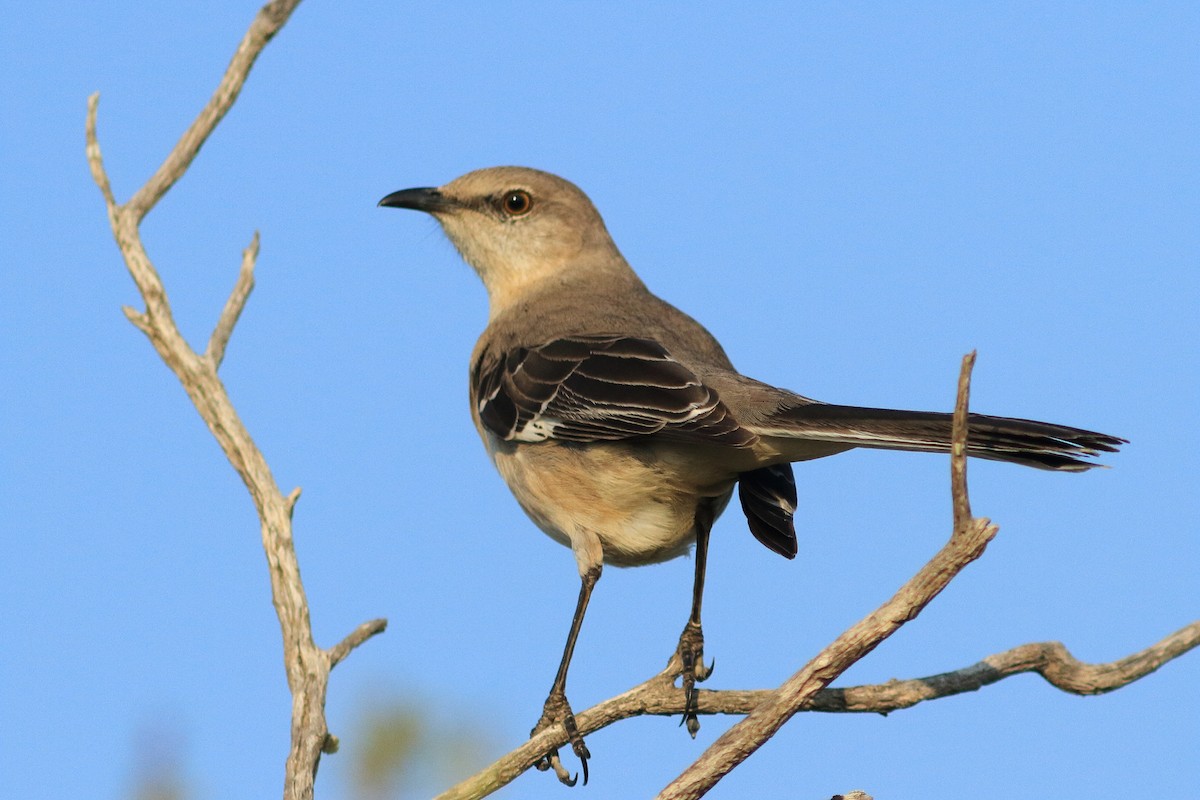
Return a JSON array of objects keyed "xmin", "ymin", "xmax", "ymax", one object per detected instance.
[
  {"xmin": 207, "ymin": 231, "xmax": 259, "ymax": 369},
  {"xmin": 329, "ymin": 618, "xmax": 390, "ymax": 669},
  {"xmin": 86, "ymin": 3, "xmax": 384, "ymax": 799},
  {"xmin": 434, "ymin": 621, "xmax": 1199, "ymax": 800},
  {"xmin": 656, "ymin": 353, "xmax": 994, "ymax": 799},
  {"xmin": 126, "ymin": 0, "xmax": 303, "ymax": 223}
]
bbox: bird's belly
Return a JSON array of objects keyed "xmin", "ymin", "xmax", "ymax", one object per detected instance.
[{"xmin": 487, "ymin": 439, "xmax": 735, "ymax": 568}]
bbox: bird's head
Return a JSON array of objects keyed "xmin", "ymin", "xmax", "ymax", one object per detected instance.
[{"xmin": 380, "ymin": 166, "xmax": 629, "ymax": 314}]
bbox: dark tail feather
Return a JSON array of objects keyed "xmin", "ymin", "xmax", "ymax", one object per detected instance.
[
  {"xmin": 757, "ymin": 403, "xmax": 1126, "ymax": 472},
  {"xmin": 738, "ymin": 464, "xmax": 798, "ymax": 558}
]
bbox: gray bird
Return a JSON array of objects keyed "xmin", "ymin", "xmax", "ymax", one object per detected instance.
[{"xmin": 379, "ymin": 166, "xmax": 1123, "ymax": 785}]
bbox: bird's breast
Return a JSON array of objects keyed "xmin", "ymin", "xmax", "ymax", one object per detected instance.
[{"xmin": 480, "ymin": 432, "xmax": 735, "ymax": 568}]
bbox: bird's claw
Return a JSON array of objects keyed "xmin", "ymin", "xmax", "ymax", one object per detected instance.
[
  {"xmin": 531, "ymin": 690, "xmax": 590, "ymax": 786},
  {"xmin": 535, "ymin": 750, "xmax": 580, "ymax": 787},
  {"xmin": 674, "ymin": 620, "xmax": 714, "ymax": 737}
]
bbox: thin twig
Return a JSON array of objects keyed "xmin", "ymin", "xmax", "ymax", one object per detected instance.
[
  {"xmin": 125, "ymin": 0, "xmax": 304, "ymax": 223},
  {"xmin": 950, "ymin": 350, "xmax": 976, "ymax": 525},
  {"xmin": 329, "ymin": 618, "xmax": 389, "ymax": 668},
  {"xmin": 121, "ymin": 305, "xmax": 155, "ymax": 337},
  {"xmin": 88, "ymin": 93, "xmax": 177, "ymax": 335},
  {"xmin": 85, "ymin": 93, "xmax": 115, "ymax": 211},
  {"xmin": 286, "ymin": 486, "xmax": 303, "ymax": 518},
  {"xmin": 208, "ymin": 231, "xmax": 259, "ymax": 368}
]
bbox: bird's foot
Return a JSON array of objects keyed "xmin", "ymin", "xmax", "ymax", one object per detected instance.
[
  {"xmin": 672, "ymin": 619, "xmax": 713, "ymax": 737},
  {"xmin": 531, "ymin": 688, "xmax": 590, "ymax": 786}
]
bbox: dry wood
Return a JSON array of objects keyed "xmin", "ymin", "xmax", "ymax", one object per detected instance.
[{"xmin": 86, "ymin": 3, "xmax": 385, "ymax": 799}]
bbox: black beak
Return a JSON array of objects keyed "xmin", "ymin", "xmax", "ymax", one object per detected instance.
[{"xmin": 377, "ymin": 187, "xmax": 459, "ymax": 213}]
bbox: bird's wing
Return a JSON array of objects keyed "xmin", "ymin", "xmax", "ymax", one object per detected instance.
[{"xmin": 471, "ymin": 334, "xmax": 756, "ymax": 447}]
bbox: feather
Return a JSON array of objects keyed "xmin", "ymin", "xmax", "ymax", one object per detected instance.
[{"xmin": 472, "ymin": 334, "xmax": 756, "ymax": 447}]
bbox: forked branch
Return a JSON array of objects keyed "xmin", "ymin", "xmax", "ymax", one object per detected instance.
[
  {"xmin": 659, "ymin": 355, "xmax": 994, "ymax": 799},
  {"xmin": 85, "ymin": 2, "xmax": 385, "ymax": 799}
]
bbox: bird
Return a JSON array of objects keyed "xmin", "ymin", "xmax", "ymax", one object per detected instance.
[{"xmin": 378, "ymin": 166, "xmax": 1124, "ymax": 785}]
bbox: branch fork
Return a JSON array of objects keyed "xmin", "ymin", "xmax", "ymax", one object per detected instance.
[{"xmin": 86, "ymin": 3, "xmax": 385, "ymax": 799}]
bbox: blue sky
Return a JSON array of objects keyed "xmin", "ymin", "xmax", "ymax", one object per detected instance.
[{"xmin": 3, "ymin": 2, "xmax": 1197, "ymax": 798}]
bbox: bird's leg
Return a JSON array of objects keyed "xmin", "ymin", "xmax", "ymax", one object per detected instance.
[
  {"xmin": 532, "ymin": 564, "xmax": 600, "ymax": 786},
  {"xmin": 672, "ymin": 502, "xmax": 716, "ymax": 737}
]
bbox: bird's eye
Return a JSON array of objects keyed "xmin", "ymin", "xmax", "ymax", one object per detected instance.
[{"xmin": 501, "ymin": 190, "xmax": 532, "ymax": 216}]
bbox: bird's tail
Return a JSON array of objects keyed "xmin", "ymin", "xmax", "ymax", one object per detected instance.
[{"xmin": 752, "ymin": 403, "xmax": 1125, "ymax": 471}]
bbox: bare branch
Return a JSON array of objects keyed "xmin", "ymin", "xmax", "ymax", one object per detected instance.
[
  {"xmin": 88, "ymin": 3, "xmax": 385, "ymax": 799},
  {"xmin": 950, "ymin": 350, "xmax": 976, "ymax": 525},
  {"xmin": 85, "ymin": 93, "xmax": 115, "ymax": 211},
  {"xmin": 655, "ymin": 353, "xmax": 995, "ymax": 799},
  {"xmin": 436, "ymin": 620, "xmax": 1198, "ymax": 799},
  {"xmin": 121, "ymin": 305, "xmax": 155, "ymax": 337},
  {"xmin": 125, "ymin": 0, "xmax": 304, "ymax": 223},
  {"xmin": 978, "ymin": 621, "xmax": 1200, "ymax": 696},
  {"xmin": 672, "ymin": 621, "xmax": 1200, "ymax": 717},
  {"xmin": 207, "ymin": 231, "xmax": 259, "ymax": 369},
  {"xmin": 329, "ymin": 618, "xmax": 389, "ymax": 669},
  {"xmin": 286, "ymin": 486, "xmax": 303, "ymax": 518},
  {"xmin": 89, "ymin": 91, "xmax": 178, "ymax": 338}
]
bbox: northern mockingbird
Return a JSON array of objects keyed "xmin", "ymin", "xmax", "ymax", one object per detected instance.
[{"xmin": 379, "ymin": 166, "xmax": 1124, "ymax": 784}]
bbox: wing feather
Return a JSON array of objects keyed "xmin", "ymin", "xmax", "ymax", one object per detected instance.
[{"xmin": 472, "ymin": 334, "xmax": 755, "ymax": 447}]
